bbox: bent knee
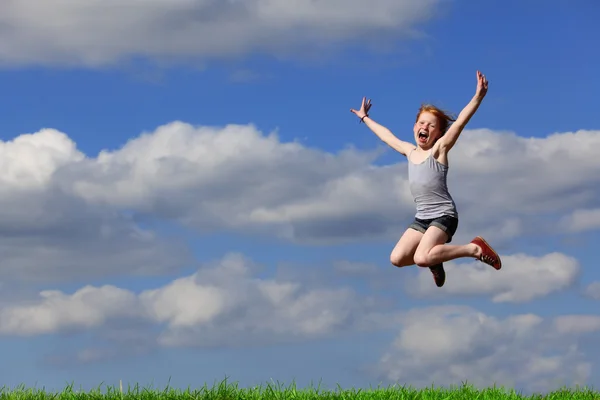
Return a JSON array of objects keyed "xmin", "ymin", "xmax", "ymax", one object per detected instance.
[
  {"xmin": 390, "ymin": 252, "xmax": 414, "ymax": 268},
  {"xmin": 413, "ymin": 252, "xmax": 431, "ymax": 267}
]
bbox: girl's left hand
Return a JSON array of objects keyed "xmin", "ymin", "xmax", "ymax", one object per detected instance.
[{"xmin": 476, "ymin": 70, "xmax": 488, "ymax": 98}]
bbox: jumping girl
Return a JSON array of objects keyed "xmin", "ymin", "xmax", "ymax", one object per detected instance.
[{"xmin": 350, "ymin": 70, "xmax": 501, "ymax": 287}]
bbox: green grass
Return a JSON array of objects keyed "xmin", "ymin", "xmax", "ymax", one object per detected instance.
[{"xmin": 0, "ymin": 379, "xmax": 597, "ymax": 400}]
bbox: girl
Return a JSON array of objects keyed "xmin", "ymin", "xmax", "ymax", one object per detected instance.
[{"xmin": 350, "ymin": 70, "xmax": 501, "ymax": 288}]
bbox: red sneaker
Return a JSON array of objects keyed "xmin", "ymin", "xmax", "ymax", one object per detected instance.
[{"xmin": 471, "ymin": 236, "xmax": 502, "ymax": 270}]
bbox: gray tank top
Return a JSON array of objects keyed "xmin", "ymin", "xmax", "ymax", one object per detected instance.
[{"xmin": 407, "ymin": 149, "xmax": 458, "ymax": 219}]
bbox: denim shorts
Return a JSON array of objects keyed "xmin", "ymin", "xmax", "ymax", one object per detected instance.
[{"xmin": 409, "ymin": 214, "xmax": 459, "ymax": 243}]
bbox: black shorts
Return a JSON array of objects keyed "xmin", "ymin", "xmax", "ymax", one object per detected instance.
[{"xmin": 409, "ymin": 214, "xmax": 459, "ymax": 243}]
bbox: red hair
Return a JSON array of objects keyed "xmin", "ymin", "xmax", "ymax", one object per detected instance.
[{"xmin": 416, "ymin": 104, "xmax": 456, "ymax": 135}]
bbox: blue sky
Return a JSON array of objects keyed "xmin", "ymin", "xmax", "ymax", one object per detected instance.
[{"xmin": 0, "ymin": 0, "xmax": 598, "ymax": 395}]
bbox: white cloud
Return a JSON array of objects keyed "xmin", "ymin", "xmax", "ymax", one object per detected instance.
[
  {"xmin": 407, "ymin": 252, "xmax": 580, "ymax": 303},
  {"xmin": 0, "ymin": 253, "xmax": 391, "ymax": 347},
  {"xmin": 0, "ymin": 128, "xmax": 193, "ymax": 283},
  {"xmin": 376, "ymin": 305, "xmax": 599, "ymax": 393},
  {"xmin": 59, "ymin": 121, "xmax": 408, "ymax": 244},
  {"xmin": 0, "ymin": 128, "xmax": 82, "ymax": 189},
  {"xmin": 560, "ymin": 208, "xmax": 600, "ymax": 233},
  {"xmin": 0, "ymin": 285, "xmax": 140, "ymax": 336},
  {"xmin": 0, "ymin": 0, "xmax": 441, "ymax": 68}
]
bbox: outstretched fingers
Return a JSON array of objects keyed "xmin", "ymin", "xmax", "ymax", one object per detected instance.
[
  {"xmin": 477, "ymin": 70, "xmax": 488, "ymax": 88},
  {"xmin": 350, "ymin": 96, "xmax": 372, "ymax": 116},
  {"xmin": 475, "ymin": 70, "xmax": 488, "ymax": 96}
]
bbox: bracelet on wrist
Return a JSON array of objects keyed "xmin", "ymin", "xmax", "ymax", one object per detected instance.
[{"xmin": 360, "ymin": 115, "xmax": 368, "ymax": 123}]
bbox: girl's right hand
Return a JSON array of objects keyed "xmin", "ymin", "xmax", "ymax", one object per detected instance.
[{"xmin": 350, "ymin": 97, "xmax": 372, "ymax": 120}]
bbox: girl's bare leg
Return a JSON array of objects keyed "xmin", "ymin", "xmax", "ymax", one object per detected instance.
[
  {"xmin": 413, "ymin": 226, "xmax": 501, "ymax": 269},
  {"xmin": 390, "ymin": 228, "xmax": 424, "ymax": 267}
]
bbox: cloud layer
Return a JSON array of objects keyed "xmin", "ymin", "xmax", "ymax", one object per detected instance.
[
  {"xmin": 0, "ymin": 0, "xmax": 441, "ymax": 67},
  {"xmin": 0, "ymin": 253, "xmax": 390, "ymax": 347},
  {"xmin": 2, "ymin": 122, "xmax": 600, "ymax": 284},
  {"xmin": 408, "ymin": 252, "xmax": 580, "ymax": 303},
  {"xmin": 377, "ymin": 305, "xmax": 599, "ymax": 393}
]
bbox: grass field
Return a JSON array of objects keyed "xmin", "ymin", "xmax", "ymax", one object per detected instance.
[{"xmin": 0, "ymin": 379, "xmax": 598, "ymax": 400}]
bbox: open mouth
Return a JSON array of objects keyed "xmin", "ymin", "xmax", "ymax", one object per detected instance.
[{"xmin": 418, "ymin": 131, "xmax": 429, "ymax": 143}]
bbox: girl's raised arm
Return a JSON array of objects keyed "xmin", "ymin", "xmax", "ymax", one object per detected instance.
[
  {"xmin": 351, "ymin": 97, "xmax": 415, "ymax": 157},
  {"xmin": 437, "ymin": 70, "xmax": 489, "ymax": 153}
]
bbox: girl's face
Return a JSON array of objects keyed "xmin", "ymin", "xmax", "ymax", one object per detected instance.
[{"xmin": 413, "ymin": 112, "xmax": 442, "ymax": 148}]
